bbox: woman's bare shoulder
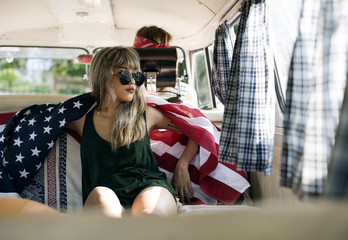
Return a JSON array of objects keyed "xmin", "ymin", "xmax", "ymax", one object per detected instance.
[
  {"xmin": 65, "ymin": 115, "xmax": 86, "ymax": 136},
  {"xmin": 146, "ymin": 105, "xmax": 164, "ymax": 122},
  {"xmin": 145, "ymin": 105, "xmax": 180, "ymax": 132}
]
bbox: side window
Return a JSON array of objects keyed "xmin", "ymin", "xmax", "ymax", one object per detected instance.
[
  {"xmin": 176, "ymin": 47, "xmax": 187, "ymax": 82},
  {"xmin": 191, "ymin": 49, "xmax": 213, "ymax": 109},
  {"xmin": 0, "ymin": 46, "xmax": 89, "ymax": 95},
  {"xmin": 191, "ymin": 45, "xmax": 224, "ymax": 110},
  {"xmin": 191, "ymin": 17, "xmax": 240, "ymax": 110}
]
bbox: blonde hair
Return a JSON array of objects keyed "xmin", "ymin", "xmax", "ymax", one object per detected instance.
[{"xmin": 89, "ymin": 46, "xmax": 147, "ymax": 150}]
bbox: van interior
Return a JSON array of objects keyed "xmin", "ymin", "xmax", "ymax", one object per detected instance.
[{"xmin": 0, "ymin": 0, "xmax": 348, "ymax": 239}]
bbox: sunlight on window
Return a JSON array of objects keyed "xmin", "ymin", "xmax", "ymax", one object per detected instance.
[
  {"xmin": 192, "ymin": 50, "xmax": 212, "ymax": 109},
  {"xmin": 0, "ymin": 46, "xmax": 90, "ymax": 95}
]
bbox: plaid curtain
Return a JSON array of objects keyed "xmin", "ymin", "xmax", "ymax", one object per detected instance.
[
  {"xmin": 219, "ymin": 0, "xmax": 275, "ymax": 175},
  {"xmin": 281, "ymin": 0, "xmax": 348, "ymax": 198},
  {"xmin": 211, "ymin": 22, "xmax": 235, "ymax": 105}
]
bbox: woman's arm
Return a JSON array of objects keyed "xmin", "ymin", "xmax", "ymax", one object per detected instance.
[
  {"xmin": 146, "ymin": 105, "xmax": 180, "ymax": 133},
  {"xmin": 171, "ymin": 137, "xmax": 199, "ymax": 203},
  {"xmin": 146, "ymin": 106, "xmax": 199, "ymax": 203}
]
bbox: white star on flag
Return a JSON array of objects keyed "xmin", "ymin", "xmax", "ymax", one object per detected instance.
[
  {"xmin": 59, "ymin": 119, "xmax": 66, "ymax": 127},
  {"xmin": 35, "ymin": 162, "xmax": 42, "ymax": 170},
  {"xmin": 15, "ymin": 153, "xmax": 25, "ymax": 163},
  {"xmin": 19, "ymin": 169, "xmax": 29, "ymax": 178},
  {"xmin": 31, "ymin": 147, "xmax": 41, "ymax": 157},
  {"xmin": 29, "ymin": 131, "xmax": 37, "ymax": 140},
  {"xmin": 44, "ymin": 116, "xmax": 52, "ymax": 122},
  {"xmin": 15, "ymin": 125, "xmax": 22, "ymax": 132},
  {"xmin": 58, "ymin": 106, "xmax": 67, "ymax": 114},
  {"xmin": 43, "ymin": 126, "xmax": 52, "ymax": 134},
  {"xmin": 28, "ymin": 118, "xmax": 36, "ymax": 126},
  {"xmin": 73, "ymin": 100, "xmax": 83, "ymax": 109},
  {"xmin": 14, "ymin": 137, "xmax": 23, "ymax": 147},
  {"xmin": 23, "ymin": 110, "xmax": 31, "ymax": 116},
  {"xmin": 47, "ymin": 141, "xmax": 55, "ymax": 149}
]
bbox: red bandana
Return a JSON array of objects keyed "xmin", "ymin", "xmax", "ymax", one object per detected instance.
[{"xmin": 133, "ymin": 36, "xmax": 170, "ymax": 48}]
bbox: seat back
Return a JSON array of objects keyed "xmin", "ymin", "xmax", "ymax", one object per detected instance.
[{"xmin": 134, "ymin": 47, "xmax": 177, "ymax": 89}]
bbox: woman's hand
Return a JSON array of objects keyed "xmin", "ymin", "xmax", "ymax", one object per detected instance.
[
  {"xmin": 171, "ymin": 159, "xmax": 194, "ymax": 204},
  {"xmin": 171, "ymin": 138, "xmax": 199, "ymax": 204},
  {"xmin": 146, "ymin": 106, "xmax": 199, "ymax": 203}
]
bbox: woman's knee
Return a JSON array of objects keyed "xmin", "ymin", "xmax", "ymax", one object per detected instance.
[
  {"xmin": 84, "ymin": 186, "xmax": 123, "ymax": 218},
  {"xmin": 85, "ymin": 187, "xmax": 113, "ymax": 204},
  {"xmin": 131, "ymin": 186, "xmax": 177, "ymax": 217}
]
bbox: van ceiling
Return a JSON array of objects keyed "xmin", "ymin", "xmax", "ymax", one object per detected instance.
[{"xmin": 0, "ymin": 0, "xmax": 234, "ymax": 49}]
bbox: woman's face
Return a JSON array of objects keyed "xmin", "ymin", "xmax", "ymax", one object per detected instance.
[{"xmin": 111, "ymin": 67, "xmax": 137, "ymax": 104}]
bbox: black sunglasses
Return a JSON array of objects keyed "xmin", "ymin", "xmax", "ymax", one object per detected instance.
[{"xmin": 119, "ymin": 70, "xmax": 145, "ymax": 86}]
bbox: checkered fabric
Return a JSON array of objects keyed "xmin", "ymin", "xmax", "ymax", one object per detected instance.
[
  {"xmin": 219, "ymin": 0, "xmax": 275, "ymax": 175},
  {"xmin": 281, "ymin": 0, "xmax": 348, "ymax": 198},
  {"xmin": 211, "ymin": 22, "xmax": 235, "ymax": 105}
]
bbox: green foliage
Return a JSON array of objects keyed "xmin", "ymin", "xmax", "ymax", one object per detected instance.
[
  {"xmin": 0, "ymin": 79, "xmax": 50, "ymax": 94},
  {"xmin": 50, "ymin": 60, "xmax": 85, "ymax": 78},
  {"xmin": 0, "ymin": 68, "xmax": 20, "ymax": 86},
  {"xmin": 0, "ymin": 56, "xmax": 87, "ymax": 95},
  {"xmin": 0, "ymin": 59, "xmax": 20, "ymax": 69},
  {"xmin": 233, "ymin": 24, "xmax": 239, "ymax": 35},
  {"xmin": 57, "ymin": 86, "xmax": 85, "ymax": 95},
  {"xmin": 33, "ymin": 84, "xmax": 50, "ymax": 94}
]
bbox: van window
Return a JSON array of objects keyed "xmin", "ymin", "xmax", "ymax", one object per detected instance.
[
  {"xmin": 191, "ymin": 49, "xmax": 213, "ymax": 109},
  {"xmin": 176, "ymin": 47, "xmax": 187, "ymax": 82},
  {"xmin": 192, "ymin": 46, "xmax": 227, "ymax": 110},
  {"xmin": 191, "ymin": 17, "xmax": 240, "ymax": 111},
  {"xmin": 0, "ymin": 46, "xmax": 89, "ymax": 95}
]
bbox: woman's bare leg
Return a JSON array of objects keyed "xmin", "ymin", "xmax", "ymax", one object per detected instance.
[
  {"xmin": 131, "ymin": 186, "xmax": 177, "ymax": 217},
  {"xmin": 84, "ymin": 186, "xmax": 124, "ymax": 218},
  {"xmin": 0, "ymin": 197, "xmax": 60, "ymax": 216}
]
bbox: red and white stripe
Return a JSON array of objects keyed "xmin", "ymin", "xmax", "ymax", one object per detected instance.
[{"xmin": 147, "ymin": 94, "xmax": 250, "ymax": 205}]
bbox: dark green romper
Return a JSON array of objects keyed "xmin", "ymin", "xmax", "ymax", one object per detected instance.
[{"xmin": 80, "ymin": 110, "xmax": 177, "ymax": 207}]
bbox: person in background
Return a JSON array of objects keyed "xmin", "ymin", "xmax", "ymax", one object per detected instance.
[
  {"xmin": 133, "ymin": 25, "xmax": 198, "ymax": 107},
  {"xmin": 133, "ymin": 25, "xmax": 172, "ymax": 48}
]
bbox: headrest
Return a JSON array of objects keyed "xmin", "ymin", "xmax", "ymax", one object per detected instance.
[{"xmin": 134, "ymin": 47, "xmax": 177, "ymax": 88}]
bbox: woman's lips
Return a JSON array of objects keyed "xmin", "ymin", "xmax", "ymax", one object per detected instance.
[{"xmin": 126, "ymin": 87, "xmax": 135, "ymax": 93}]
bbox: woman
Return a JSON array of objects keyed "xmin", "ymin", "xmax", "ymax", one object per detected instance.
[{"xmin": 66, "ymin": 47, "xmax": 198, "ymax": 218}]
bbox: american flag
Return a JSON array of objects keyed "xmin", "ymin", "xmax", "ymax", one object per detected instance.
[
  {"xmin": 147, "ymin": 94, "xmax": 250, "ymax": 204},
  {"xmin": 0, "ymin": 93, "xmax": 96, "ymax": 193},
  {"xmin": 1, "ymin": 93, "xmax": 250, "ymax": 204}
]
